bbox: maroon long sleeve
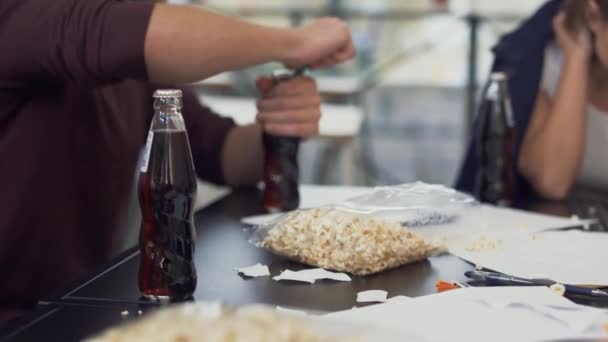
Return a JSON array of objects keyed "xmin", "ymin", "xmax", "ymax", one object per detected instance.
[
  {"xmin": 0, "ymin": 0, "xmax": 235, "ymax": 320},
  {"xmin": 0, "ymin": 0, "xmax": 150, "ymax": 86}
]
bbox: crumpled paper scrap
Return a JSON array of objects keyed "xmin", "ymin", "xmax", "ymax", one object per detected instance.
[
  {"xmin": 356, "ymin": 290, "xmax": 388, "ymax": 303},
  {"xmin": 273, "ymin": 268, "xmax": 352, "ymax": 284},
  {"xmin": 235, "ymin": 263, "xmax": 270, "ymax": 278}
]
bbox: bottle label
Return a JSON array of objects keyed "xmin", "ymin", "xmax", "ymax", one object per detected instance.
[{"xmin": 140, "ymin": 130, "xmax": 154, "ymax": 173}]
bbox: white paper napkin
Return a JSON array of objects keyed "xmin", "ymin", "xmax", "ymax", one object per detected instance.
[
  {"xmin": 273, "ymin": 268, "xmax": 352, "ymax": 284},
  {"xmin": 235, "ymin": 263, "xmax": 270, "ymax": 278},
  {"xmin": 356, "ymin": 290, "xmax": 388, "ymax": 303}
]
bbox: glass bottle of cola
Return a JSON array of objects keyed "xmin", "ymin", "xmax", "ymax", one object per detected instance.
[
  {"xmin": 138, "ymin": 89, "xmax": 197, "ymax": 300},
  {"xmin": 475, "ymin": 72, "xmax": 516, "ymax": 206},
  {"xmin": 263, "ymin": 70, "xmax": 301, "ymax": 212}
]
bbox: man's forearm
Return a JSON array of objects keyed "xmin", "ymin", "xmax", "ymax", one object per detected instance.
[
  {"xmin": 145, "ymin": 5, "xmax": 297, "ymax": 84},
  {"xmin": 221, "ymin": 124, "xmax": 264, "ymax": 186}
]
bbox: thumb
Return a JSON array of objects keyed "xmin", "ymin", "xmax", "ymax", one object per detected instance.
[{"xmin": 256, "ymin": 76, "xmax": 275, "ymax": 96}]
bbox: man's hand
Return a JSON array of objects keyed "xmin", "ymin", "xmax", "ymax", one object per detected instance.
[
  {"xmin": 284, "ymin": 17, "xmax": 356, "ymax": 70},
  {"xmin": 256, "ymin": 76, "xmax": 322, "ymax": 138},
  {"xmin": 146, "ymin": 4, "xmax": 355, "ymax": 83}
]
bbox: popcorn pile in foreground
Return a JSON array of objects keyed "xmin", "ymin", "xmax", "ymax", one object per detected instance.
[
  {"xmin": 259, "ymin": 208, "xmax": 445, "ymax": 275},
  {"xmin": 87, "ymin": 304, "xmax": 359, "ymax": 342}
]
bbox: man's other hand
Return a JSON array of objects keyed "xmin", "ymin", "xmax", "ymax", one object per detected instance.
[{"xmin": 256, "ymin": 76, "xmax": 322, "ymax": 138}]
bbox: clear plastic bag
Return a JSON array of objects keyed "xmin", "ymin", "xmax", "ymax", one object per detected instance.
[
  {"xmin": 334, "ymin": 182, "xmax": 478, "ymax": 227},
  {"xmin": 250, "ymin": 182, "xmax": 475, "ymax": 275}
]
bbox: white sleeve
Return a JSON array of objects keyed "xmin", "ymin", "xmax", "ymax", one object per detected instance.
[{"xmin": 540, "ymin": 43, "xmax": 563, "ymax": 98}]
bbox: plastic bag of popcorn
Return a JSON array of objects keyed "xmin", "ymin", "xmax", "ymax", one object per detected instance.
[
  {"xmin": 250, "ymin": 183, "xmax": 476, "ymax": 275},
  {"xmin": 251, "ymin": 208, "xmax": 444, "ymax": 275}
]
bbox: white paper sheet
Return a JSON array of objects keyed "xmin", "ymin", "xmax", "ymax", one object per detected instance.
[
  {"xmin": 356, "ymin": 290, "xmax": 388, "ymax": 303},
  {"xmin": 241, "ymin": 185, "xmax": 371, "ymax": 225},
  {"xmin": 387, "ymin": 295, "xmax": 412, "ymax": 303},
  {"xmin": 325, "ymin": 287, "xmax": 608, "ymax": 342},
  {"xmin": 449, "ymin": 230, "xmax": 608, "ymax": 286},
  {"xmin": 414, "ymin": 204, "xmax": 595, "ymax": 242},
  {"xmin": 273, "ymin": 268, "xmax": 352, "ymax": 284},
  {"xmin": 235, "ymin": 263, "xmax": 270, "ymax": 278}
]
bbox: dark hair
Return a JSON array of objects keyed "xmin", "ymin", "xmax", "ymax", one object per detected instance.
[{"xmin": 563, "ymin": 0, "xmax": 608, "ymax": 32}]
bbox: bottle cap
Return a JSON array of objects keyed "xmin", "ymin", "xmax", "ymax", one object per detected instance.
[{"xmin": 153, "ymin": 89, "xmax": 183, "ymax": 98}]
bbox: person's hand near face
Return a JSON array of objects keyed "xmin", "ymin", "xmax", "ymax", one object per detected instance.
[
  {"xmin": 255, "ymin": 76, "xmax": 322, "ymax": 138},
  {"xmin": 554, "ymin": 11, "xmax": 593, "ymax": 62}
]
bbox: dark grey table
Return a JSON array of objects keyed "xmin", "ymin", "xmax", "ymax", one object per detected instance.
[{"xmin": 3, "ymin": 187, "xmax": 606, "ymax": 342}]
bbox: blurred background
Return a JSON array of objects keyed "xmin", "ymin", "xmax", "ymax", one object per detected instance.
[{"xmin": 184, "ymin": 0, "xmax": 547, "ymax": 187}]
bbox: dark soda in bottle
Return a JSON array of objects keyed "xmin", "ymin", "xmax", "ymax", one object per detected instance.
[
  {"xmin": 263, "ymin": 70, "xmax": 302, "ymax": 212},
  {"xmin": 138, "ymin": 89, "xmax": 197, "ymax": 300},
  {"xmin": 263, "ymin": 134, "xmax": 300, "ymax": 212},
  {"xmin": 475, "ymin": 72, "xmax": 516, "ymax": 206}
]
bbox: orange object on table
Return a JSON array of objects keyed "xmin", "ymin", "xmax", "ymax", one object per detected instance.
[{"xmin": 436, "ymin": 280, "xmax": 460, "ymax": 293}]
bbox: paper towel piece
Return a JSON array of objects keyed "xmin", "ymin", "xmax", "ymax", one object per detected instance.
[
  {"xmin": 235, "ymin": 263, "xmax": 270, "ymax": 278},
  {"xmin": 273, "ymin": 268, "xmax": 352, "ymax": 284},
  {"xmin": 357, "ymin": 290, "xmax": 388, "ymax": 303}
]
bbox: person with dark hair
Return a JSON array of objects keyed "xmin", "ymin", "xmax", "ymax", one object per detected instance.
[
  {"xmin": 0, "ymin": 0, "xmax": 355, "ymax": 321},
  {"xmin": 456, "ymin": 0, "xmax": 608, "ymax": 200},
  {"xmin": 518, "ymin": 0, "xmax": 608, "ymax": 199}
]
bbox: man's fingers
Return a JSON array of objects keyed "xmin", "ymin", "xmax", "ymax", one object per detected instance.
[
  {"xmin": 334, "ymin": 43, "xmax": 357, "ymax": 64},
  {"xmin": 311, "ymin": 57, "xmax": 334, "ymax": 69},
  {"xmin": 257, "ymin": 95, "xmax": 322, "ymax": 112},
  {"xmin": 264, "ymin": 76, "xmax": 317, "ymax": 97},
  {"xmin": 263, "ymin": 122, "xmax": 320, "ymax": 138},
  {"xmin": 256, "ymin": 74, "xmax": 321, "ymax": 138},
  {"xmin": 256, "ymin": 76, "xmax": 275, "ymax": 95},
  {"xmin": 257, "ymin": 108, "xmax": 322, "ymax": 124},
  {"xmin": 311, "ymin": 39, "xmax": 355, "ymax": 68}
]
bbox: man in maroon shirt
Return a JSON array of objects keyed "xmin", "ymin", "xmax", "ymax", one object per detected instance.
[{"xmin": 0, "ymin": 0, "xmax": 355, "ymax": 320}]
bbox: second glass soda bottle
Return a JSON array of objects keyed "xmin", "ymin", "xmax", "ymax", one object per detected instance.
[
  {"xmin": 263, "ymin": 70, "xmax": 301, "ymax": 212},
  {"xmin": 138, "ymin": 89, "xmax": 197, "ymax": 300},
  {"xmin": 475, "ymin": 72, "xmax": 516, "ymax": 206}
]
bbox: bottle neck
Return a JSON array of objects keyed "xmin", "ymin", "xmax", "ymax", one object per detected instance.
[
  {"xmin": 151, "ymin": 102, "xmax": 185, "ymax": 132},
  {"xmin": 155, "ymin": 106, "xmax": 181, "ymax": 119},
  {"xmin": 154, "ymin": 96, "xmax": 182, "ymax": 109},
  {"xmin": 484, "ymin": 81, "xmax": 515, "ymax": 128}
]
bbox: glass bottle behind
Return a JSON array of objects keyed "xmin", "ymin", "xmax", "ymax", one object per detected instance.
[
  {"xmin": 138, "ymin": 89, "xmax": 197, "ymax": 300},
  {"xmin": 475, "ymin": 72, "xmax": 516, "ymax": 206},
  {"xmin": 263, "ymin": 70, "xmax": 301, "ymax": 212}
]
